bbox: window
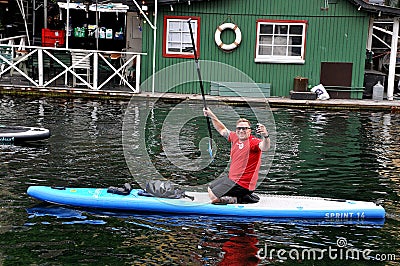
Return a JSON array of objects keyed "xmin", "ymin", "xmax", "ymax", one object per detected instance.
[
  {"xmin": 163, "ymin": 16, "xmax": 201, "ymax": 59},
  {"xmin": 255, "ymin": 19, "xmax": 307, "ymax": 64}
]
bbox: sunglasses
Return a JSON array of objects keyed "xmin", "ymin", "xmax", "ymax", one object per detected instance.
[{"xmin": 236, "ymin": 127, "xmax": 251, "ymax": 131}]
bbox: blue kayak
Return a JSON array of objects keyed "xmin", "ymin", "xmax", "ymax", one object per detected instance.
[{"xmin": 27, "ymin": 186, "xmax": 385, "ymax": 221}]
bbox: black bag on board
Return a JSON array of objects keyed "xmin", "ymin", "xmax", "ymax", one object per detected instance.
[{"xmin": 142, "ymin": 180, "xmax": 194, "ymax": 200}]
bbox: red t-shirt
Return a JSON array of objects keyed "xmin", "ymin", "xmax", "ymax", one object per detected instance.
[{"xmin": 228, "ymin": 132, "xmax": 262, "ymax": 191}]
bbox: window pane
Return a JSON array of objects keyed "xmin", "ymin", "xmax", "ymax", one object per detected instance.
[
  {"xmin": 183, "ymin": 33, "xmax": 193, "ymax": 43},
  {"xmin": 169, "ymin": 32, "xmax": 181, "ymax": 42},
  {"xmin": 260, "ymin": 24, "xmax": 273, "ymax": 34},
  {"xmin": 290, "ymin": 47, "xmax": 301, "ymax": 56},
  {"xmin": 168, "ymin": 42, "xmax": 182, "ymax": 52},
  {"xmin": 259, "ymin": 36, "xmax": 272, "ymax": 45},
  {"xmin": 182, "ymin": 43, "xmax": 192, "ymax": 51},
  {"xmin": 275, "ymin": 25, "xmax": 288, "ymax": 34},
  {"xmin": 274, "ymin": 36, "xmax": 287, "ymax": 45},
  {"xmin": 289, "ymin": 36, "xmax": 302, "ymax": 45},
  {"xmin": 169, "ymin": 21, "xmax": 181, "ymax": 31},
  {"xmin": 273, "ymin": 46, "xmax": 287, "ymax": 56},
  {"xmin": 259, "ymin": 46, "xmax": 272, "ymax": 55},
  {"xmin": 289, "ymin": 25, "xmax": 303, "ymax": 35},
  {"xmin": 183, "ymin": 22, "xmax": 196, "ymax": 32}
]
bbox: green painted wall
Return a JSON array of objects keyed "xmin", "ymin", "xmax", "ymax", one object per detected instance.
[{"xmin": 141, "ymin": 0, "xmax": 369, "ymax": 98}]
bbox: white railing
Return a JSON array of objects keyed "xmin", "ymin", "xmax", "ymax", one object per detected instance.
[
  {"xmin": 0, "ymin": 37, "xmax": 145, "ymax": 93},
  {"xmin": 0, "ymin": 35, "xmax": 27, "ymax": 75},
  {"xmin": 0, "ymin": 35, "xmax": 27, "ymax": 47}
]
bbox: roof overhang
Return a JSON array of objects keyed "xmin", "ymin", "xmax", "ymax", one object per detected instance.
[
  {"xmin": 150, "ymin": 0, "xmax": 400, "ymax": 17},
  {"xmin": 55, "ymin": 0, "xmax": 204, "ymax": 12},
  {"xmin": 347, "ymin": 0, "xmax": 400, "ymax": 17},
  {"xmin": 149, "ymin": 0, "xmax": 207, "ymax": 4},
  {"xmin": 58, "ymin": 2, "xmax": 129, "ymax": 12},
  {"xmin": 55, "ymin": 0, "xmax": 400, "ymax": 16}
]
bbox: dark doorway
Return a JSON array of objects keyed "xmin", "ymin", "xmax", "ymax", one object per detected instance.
[{"xmin": 320, "ymin": 62, "xmax": 353, "ymax": 99}]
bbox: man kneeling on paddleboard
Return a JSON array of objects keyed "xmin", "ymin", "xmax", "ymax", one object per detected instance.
[{"xmin": 204, "ymin": 108, "xmax": 270, "ymax": 204}]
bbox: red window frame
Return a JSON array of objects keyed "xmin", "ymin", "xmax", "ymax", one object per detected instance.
[{"xmin": 162, "ymin": 16, "xmax": 201, "ymax": 59}]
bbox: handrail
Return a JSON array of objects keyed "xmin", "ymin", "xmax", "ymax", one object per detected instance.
[
  {"xmin": 0, "ymin": 43, "xmax": 147, "ymax": 55},
  {"xmin": 0, "ymin": 35, "xmax": 27, "ymax": 43},
  {"xmin": 0, "ymin": 44, "xmax": 146, "ymax": 93}
]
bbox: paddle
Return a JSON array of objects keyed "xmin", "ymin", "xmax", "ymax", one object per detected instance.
[{"xmin": 187, "ymin": 18, "xmax": 213, "ymax": 158}]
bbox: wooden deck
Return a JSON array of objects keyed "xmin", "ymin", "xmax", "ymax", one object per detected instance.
[{"xmin": 1, "ymin": 84, "xmax": 399, "ymax": 112}]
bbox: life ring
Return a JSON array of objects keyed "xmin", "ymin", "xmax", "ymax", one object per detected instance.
[{"xmin": 214, "ymin": 23, "xmax": 242, "ymax": 51}]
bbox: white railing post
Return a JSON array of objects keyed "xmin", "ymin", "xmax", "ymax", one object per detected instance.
[
  {"xmin": 38, "ymin": 48, "xmax": 44, "ymax": 86},
  {"xmin": 93, "ymin": 51, "xmax": 98, "ymax": 90},
  {"xmin": 136, "ymin": 55, "xmax": 141, "ymax": 93},
  {"xmin": 387, "ymin": 17, "xmax": 399, "ymax": 101}
]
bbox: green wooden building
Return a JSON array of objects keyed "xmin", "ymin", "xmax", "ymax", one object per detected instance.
[{"xmin": 138, "ymin": 0, "xmax": 400, "ymax": 99}]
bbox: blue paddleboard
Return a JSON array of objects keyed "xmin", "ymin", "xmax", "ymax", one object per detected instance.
[{"xmin": 27, "ymin": 186, "xmax": 385, "ymax": 221}]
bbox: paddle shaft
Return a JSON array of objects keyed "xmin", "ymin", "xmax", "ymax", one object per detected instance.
[{"xmin": 187, "ymin": 19, "xmax": 213, "ymax": 151}]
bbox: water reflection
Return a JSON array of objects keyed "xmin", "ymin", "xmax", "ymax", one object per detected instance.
[
  {"xmin": 25, "ymin": 204, "xmax": 387, "ymax": 265},
  {"xmin": 1, "ymin": 95, "xmax": 400, "ymax": 265}
]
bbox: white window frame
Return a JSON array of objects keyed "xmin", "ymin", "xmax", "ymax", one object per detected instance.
[
  {"xmin": 163, "ymin": 16, "xmax": 200, "ymax": 59},
  {"xmin": 255, "ymin": 19, "xmax": 307, "ymax": 64}
]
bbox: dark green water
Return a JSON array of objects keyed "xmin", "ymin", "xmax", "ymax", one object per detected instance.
[{"xmin": 0, "ymin": 95, "xmax": 399, "ymax": 265}]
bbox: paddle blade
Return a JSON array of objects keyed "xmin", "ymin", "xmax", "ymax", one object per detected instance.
[{"xmin": 208, "ymin": 141, "xmax": 213, "ymax": 158}]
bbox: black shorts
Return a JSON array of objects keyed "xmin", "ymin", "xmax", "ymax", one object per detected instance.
[{"xmin": 209, "ymin": 175, "xmax": 253, "ymax": 198}]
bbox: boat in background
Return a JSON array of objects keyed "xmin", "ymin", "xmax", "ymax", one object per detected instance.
[{"xmin": 0, "ymin": 125, "xmax": 50, "ymax": 144}]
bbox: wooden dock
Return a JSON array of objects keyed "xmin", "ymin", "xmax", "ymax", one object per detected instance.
[{"xmin": 1, "ymin": 85, "xmax": 399, "ymax": 112}]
